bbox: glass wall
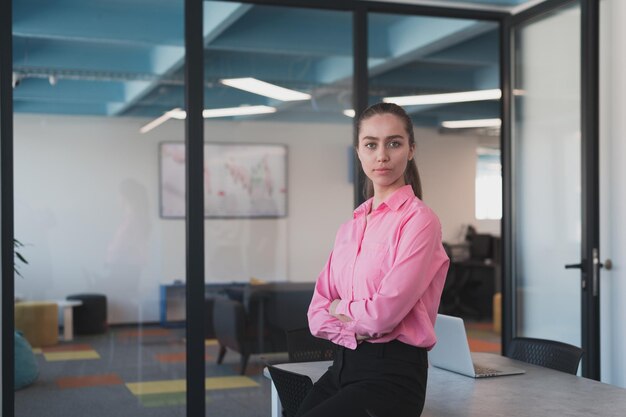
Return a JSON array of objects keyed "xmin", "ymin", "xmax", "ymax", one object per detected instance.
[
  {"xmin": 8, "ymin": 1, "xmax": 507, "ymax": 415},
  {"xmin": 190, "ymin": 2, "xmax": 352, "ymax": 415},
  {"xmin": 368, "ymin": 12, "xmax": 501, "ymax": 243},
  {"xmin": 368, "ymin": 12, "xmax": 502, "ymax": 333},
  {"xmin": 512, "ymin": 2, "xmax": 581, "ymax": 345},
  {"xmin": 13, "ymin": 0, "xmax": 186, "ymax": 415}
]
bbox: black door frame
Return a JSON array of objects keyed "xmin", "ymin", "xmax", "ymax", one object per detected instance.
[
  {"xmin": 1, "ymin": 0, "xmax": 16, "ymax": 413},
  {"xmin": 501, "ymin": 0, "xmax": 601, "ymax": 379}
]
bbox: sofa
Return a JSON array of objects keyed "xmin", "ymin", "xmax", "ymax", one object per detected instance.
[{"xmin": 212, "ymin": 281, "xmax": 315, "ymax": 374}]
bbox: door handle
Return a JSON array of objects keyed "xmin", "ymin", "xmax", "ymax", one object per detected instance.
[
  {"xmin": 600, "ymin": 259, "xmax": 613, "ymax": 270},
  {"xmin": 564, "ymin": 263, "xmax": 583, "ymax": 269}
]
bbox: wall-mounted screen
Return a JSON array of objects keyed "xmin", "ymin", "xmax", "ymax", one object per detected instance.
[{"xmin": 160, "ymin": 142, "xmax": 287, "ymax": 218}]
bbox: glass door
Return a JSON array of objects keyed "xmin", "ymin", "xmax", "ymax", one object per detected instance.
[{"xmin": 508, "ymin": 0, "xmax": 600, "ymax": 379}]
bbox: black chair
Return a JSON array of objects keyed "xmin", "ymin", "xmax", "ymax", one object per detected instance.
[
  {"xmin": 507, "ymin": 337, "xmax": 583, "ymax": 375},
  {"xmin": 286, "ymin": 328, "xmax": 334, "ymax": 363},
  {"xmin": 438, "ymin": 243, "xmax": 458, "ymax": 315},
  {"xmin": 439, "ymin": 243, "xmax": 482, "ymax": 318},
  {"xmin": 445, "ymin": 234, "xmax": 497, "ymax": 319},
  {"xmin": 267, "ymin": 364, "xmax": 313, "ymax": 417},
  {"xmin": 213, "ymin": 282, "xmax": 315, "ymax": 374}
]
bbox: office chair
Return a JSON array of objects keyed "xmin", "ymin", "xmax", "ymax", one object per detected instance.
[
  {"xmin": 286, "ymin": 327, "xmax": 335, "ymax": 363},
  {"xmin": 439, "ymin": 242, "xmax": 483, "ymax": 318},
  {"xmin": 267, "ymin": 364, "xmax": 313, "ymax": 417},
  {"xmin": 507, "ymin": 337, "xmax": 583, "ymax": 375},
  {"xmin": 438, "ymin": 243, "xmax": 459, "ymax": 315}
]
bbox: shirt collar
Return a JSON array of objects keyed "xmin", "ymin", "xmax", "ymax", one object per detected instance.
[{"xmin": 353, "ymin": 185, "xmax": 415, "ymax": 218}]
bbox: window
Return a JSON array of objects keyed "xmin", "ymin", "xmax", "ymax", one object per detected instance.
[{"xmin": 475, "ymin": 146, "xmax": 502, "ymax": 220}]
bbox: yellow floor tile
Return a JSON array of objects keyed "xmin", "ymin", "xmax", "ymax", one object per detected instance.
[
  {"xmin": 126, "ymin": 375, "xmax": 258, "ymax": 395},
  {"xmin": 44, "ymin": 350, "xmax": 100, "ymax": 361}
]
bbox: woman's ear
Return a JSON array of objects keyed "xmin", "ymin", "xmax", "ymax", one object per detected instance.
[{"xmin": 408, "ymin": 143, "xmax": 416, "ymax": 161}]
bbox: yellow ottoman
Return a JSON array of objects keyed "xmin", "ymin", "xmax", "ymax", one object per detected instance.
[{"xmin": 15, "ymin": 301, "xmax": 59, "ymax": 347}]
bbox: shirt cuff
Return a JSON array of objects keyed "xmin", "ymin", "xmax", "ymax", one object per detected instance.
[{"xmin": 336, "ymin": 326, "xmax": 358, "ymax": 350}]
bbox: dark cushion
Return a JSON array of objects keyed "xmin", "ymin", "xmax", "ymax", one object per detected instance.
[{"xmin": 67, "ymin": 293, "xmax": 108, "ymax": 335}]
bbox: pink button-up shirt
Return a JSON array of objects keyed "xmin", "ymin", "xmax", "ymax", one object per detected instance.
[{"xmin": 308, "ymin": 185, "xmax": 449, "ymax": 350}]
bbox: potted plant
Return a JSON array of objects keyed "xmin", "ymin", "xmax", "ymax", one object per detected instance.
[{"xmin": 14, "ymin": 238, "xmax": 29, "ymax": 278}]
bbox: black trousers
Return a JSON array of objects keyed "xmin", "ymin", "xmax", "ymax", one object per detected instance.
[{"xmin": 294, "ymin": 340, "xmax": 428, "ymax": 417}]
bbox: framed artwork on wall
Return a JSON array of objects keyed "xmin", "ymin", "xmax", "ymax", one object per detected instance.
[{"xmin": 159, "ymin": 142, "xmax": 287, "ymax": 218}]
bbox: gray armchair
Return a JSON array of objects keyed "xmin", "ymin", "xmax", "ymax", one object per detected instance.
[{"xmin": 213, "ymin": 282, "xmax": 315, "ymax": 374}]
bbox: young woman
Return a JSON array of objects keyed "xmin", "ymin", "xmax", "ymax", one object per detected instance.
[{"xmin": 296, "ymin": 102, "xmax": 449, "ymax": 417}]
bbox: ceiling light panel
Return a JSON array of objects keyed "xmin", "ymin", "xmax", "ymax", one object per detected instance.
[
  {"xmin": 384, "ymin": 89, "xmax": 502, "ymax": 106},
  {"xmin": 220, "ymin": 78, "xmax": 311, "ymax": 101},
  {"xmin": 441, "ymin": 118, "xmax": 502, "ymax": 129}
]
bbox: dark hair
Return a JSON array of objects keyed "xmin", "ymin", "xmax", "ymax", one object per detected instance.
[{"xmin": 355, "ymin": 102, "xmax": 423, "ymax": 200}]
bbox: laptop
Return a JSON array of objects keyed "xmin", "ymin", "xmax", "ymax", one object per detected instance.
[{"xmin": 429, "ymin": 314, "xmax": 525, "ymax": 378}]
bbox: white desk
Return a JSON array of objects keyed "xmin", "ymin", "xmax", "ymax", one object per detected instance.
[
  {"xmin": 266, "ymin": 353, "xmax": 626, "ymax": 417},
  {"xmin": 56, "ymin": 300, "xmax": 82, "ymax": 341}
]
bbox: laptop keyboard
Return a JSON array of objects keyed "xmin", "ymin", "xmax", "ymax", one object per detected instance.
[{"xmin": 474, "ymin": 365, "xmax": 503, "ymax": 377}]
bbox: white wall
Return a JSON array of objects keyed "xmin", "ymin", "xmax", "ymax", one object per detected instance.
[
  {"xmin": 417, "ymin": 128, "xmax": 500, "ymax": 242},
  {"xmin": 13, "ymin": 114, "xmax": 494, "ymax": 324},
  {"xmin": 13, "ymin": 116, "xmax": 353, "ymax": 323},
  {"xmin": 600, "ymin": 0, "xmax": 626, "ymax": 388}
]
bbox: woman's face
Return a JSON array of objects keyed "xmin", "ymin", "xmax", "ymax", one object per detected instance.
[{"xmin": 357, "ymin": 113, "xmax": 415, "ymax": 197}]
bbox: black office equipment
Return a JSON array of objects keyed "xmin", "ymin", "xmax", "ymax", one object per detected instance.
[
  {"xmin": 440, "ymin": 235, "xmax": 497, "ymax": 319},
  {"xmin": 469, "ymin": 233, "xmax": 493, "ymax": 261},
  {"xmin": 507, "ymin": 337, "xmax": 583, "ymax": 375}
]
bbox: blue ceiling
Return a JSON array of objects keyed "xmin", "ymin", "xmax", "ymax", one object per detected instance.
[{"xmin": 12, "ymin": 0, "xmax": 542, "ymax": 127}]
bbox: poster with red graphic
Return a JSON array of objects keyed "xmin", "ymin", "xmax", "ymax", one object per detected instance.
[{"xmin": 160, "ymin": 143, "xmax": 287, "ymax": 218}]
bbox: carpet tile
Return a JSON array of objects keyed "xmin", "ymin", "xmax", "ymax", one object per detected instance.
[
  {"xmin": 44, "ymin": 350, "xmax": 100, "ymax": 361},
  {"xmin": 154, "ymin": 352, "xmax": 213, "ymax": 363},
  {"xmin": 116, "ymin": 328, "xmax": 173, "ymax": 338},
  {"xmin": 136, "ymin": 392, "xmax": 211, "ymax": 408},
  {"xmin": 56, "ymin": 373, "xmax": 124, "ymax": 389},
  {"xmin": 42, "ymin": 344, "xmax": 93, "ymax": 353},
  {"xmin": 126, "ymin": 376, "xmax": 259, "ymax": 396},
  {"xmin": 468, "ymin": 339, "xmax": 501, "ymax": 353}
]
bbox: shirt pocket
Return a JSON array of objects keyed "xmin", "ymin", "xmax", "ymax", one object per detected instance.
[{"xmin": 354, "ymin": 241, "xmax": 389, "ymax": 298}]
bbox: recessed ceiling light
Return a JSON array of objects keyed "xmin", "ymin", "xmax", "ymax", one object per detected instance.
[
  {"xmin": 384, "ymin": 89, "xmax": 502, "ymax": 106},
  {"xmin": 441, "ymin": 118, "xmax": 502, "ymax": 129},
  {"xmin": 202, "ymin": 105, "xmax": 277, "ymax": 118},
  {"xmin": 221, "ymin": 77, "xmax": 311, "ymax": 101},
  {"xmin": 139, "ymin": 108, "xmax": 184, "ymax": 134},
  {"xmin": 139, "ymin": 106, "xmax": 277, "ymax": 133}
]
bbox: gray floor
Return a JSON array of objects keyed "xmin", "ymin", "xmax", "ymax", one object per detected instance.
[{"xmin": 15, "ymin": 325, "xmax": 285, "ymax": 417}]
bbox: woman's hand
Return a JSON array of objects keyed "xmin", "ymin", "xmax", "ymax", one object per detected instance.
[
  {"xmin": 329, "ymin": 299, "xmax": 352, "ymax": 323},
  {"xmin": 330, "ymin": 300, "xmax": 370, "ymax": 341}
]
